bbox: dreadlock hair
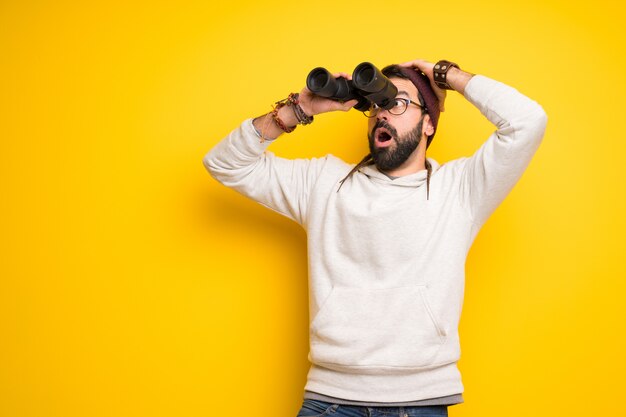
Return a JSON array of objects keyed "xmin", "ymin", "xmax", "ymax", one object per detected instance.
[{"xmin": 336, "ymin": 64, "xmax": 433, "ymax": 199}]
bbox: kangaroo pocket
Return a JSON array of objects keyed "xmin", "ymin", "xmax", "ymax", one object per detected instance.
[{"xmin": 309, "ymin": 285, "xmax": 447, "ymax": 373}]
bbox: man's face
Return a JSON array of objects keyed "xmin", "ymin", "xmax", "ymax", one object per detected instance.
[{"xmin": 367, "ymin": 78, "xmax": 427, "ymax": 172}]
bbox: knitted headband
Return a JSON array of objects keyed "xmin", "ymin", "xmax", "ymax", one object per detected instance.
[{"xmin": 397, "ymin": 66, "xmax": 440, "ymax": 149}]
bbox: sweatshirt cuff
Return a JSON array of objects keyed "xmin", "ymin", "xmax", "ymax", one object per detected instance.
[
  {"xmin": 462, "ymin": 74, "xmax": 494, "ymax": 106},
  {"xmin": 248, "ymin": 117, "xmax": 281, "ymax": 143},
  {"xmin": 240, "ymin": 117, "xmax": 275, "ymax": 152},
  {"xmin": 204, "ymin": 118, "xmax": 275, "ymax": 168}
]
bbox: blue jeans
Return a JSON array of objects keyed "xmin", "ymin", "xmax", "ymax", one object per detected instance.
[{"xmin": 296, "ymin": 399, "xmax": 448, "ymax": 417}]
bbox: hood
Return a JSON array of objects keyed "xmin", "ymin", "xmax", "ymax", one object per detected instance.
[{"xmin": 357, "ymin": 157, "xmax": 441, "ymax": 188}]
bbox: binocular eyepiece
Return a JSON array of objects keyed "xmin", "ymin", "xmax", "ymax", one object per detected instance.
[{"xmin": 306, "ymin": 62, "xmax": 398, "ymax": 112}]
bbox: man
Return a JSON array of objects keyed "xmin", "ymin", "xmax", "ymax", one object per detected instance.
[{"xmin": 203, "ymin": 58, "xmax": 547, "ymax": 417}]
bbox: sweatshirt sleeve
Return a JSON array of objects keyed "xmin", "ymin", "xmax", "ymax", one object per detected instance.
[
  {"xmin": 202, "ymin": 118, "xmax": 328, "ymax": 226},
  {"xmin": 457, "ymin": 75, "xmax": 548, "ymax": 227}
]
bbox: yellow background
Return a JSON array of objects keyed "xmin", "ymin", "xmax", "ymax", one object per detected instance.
[{"xmin": 1, "ymin": 1, "xmax": 625, "ymax": 416}]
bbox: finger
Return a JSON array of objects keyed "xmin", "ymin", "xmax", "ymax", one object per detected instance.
[
  {"xmin": 399, "ymin": 59, "xmax": 422, "ymax": 67},
  {"xmin": 345, "ymin": 99, "xmax": 359, "ymax": 109},
  {"xmin": 337, "ymin": 99, "xmax": 358, "ymax": 110},
  {"xmin": 399, "ymin": 59, "xmax": 429, "ymax": 70},
  {"xmin": 427, "ymin": 77, "xmax": 445, "ymax": 97},
  {"xmin": 330, "ymin": 99, "xmax": 358, "ymax": 112},
  {"xmin": 332, "ymin": 72, "xmax": 352, "ymax": 80}
]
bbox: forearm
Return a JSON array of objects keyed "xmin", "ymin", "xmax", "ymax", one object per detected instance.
[
  {"xmin": 252, "ymin": 104, "xmax": 299, "ymax": 141},
  {"xmin": 445, "ymin": 67, "xmax": 475, "ymax": 95}
]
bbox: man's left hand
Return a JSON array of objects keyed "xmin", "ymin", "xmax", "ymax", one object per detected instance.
[{"xmin": 399, "ymin": 59, "xmax": 447, "ymax": 112}]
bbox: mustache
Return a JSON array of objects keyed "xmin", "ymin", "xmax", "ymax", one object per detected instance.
[{"xmin": 371, "ymin": 120, "xmax": 398, "ymax": 138}]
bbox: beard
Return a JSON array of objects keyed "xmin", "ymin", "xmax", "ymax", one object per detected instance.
[{"xmin": 368, "ymin": 116, "xmax": 425, "ymax": 172}]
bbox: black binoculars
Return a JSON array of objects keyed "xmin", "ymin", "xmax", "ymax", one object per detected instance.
[{"xmin": 306, "ymin": 62, "xmax": 398, "ymax": 112}]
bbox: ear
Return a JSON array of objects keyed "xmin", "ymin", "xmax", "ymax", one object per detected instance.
[{"xmin": 423, "ymin": 114, "xmax": 435, "ymax": 137}]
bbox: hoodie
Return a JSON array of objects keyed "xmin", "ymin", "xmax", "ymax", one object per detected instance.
[{"xmin": 203, "ymin": 74, "xmax": 548, "ymax": 402}]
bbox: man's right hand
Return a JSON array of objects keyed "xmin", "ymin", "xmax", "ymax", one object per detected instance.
[{"xmin": 298, "ymin": 72, "xmax": 359, "ymax": 117}]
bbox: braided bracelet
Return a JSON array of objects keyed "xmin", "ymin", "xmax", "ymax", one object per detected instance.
[{"xmin": 270, "ymin": 101, "xmax": 296, "ymax": 133}]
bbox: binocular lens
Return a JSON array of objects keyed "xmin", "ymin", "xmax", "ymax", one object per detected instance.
[
  {"xmin": 353, "ymin": 65, "xmax": 375, "ymax": 89},
  {"xmin": 352, "ymin": 62, "xmax": 397, "ymax": 110},
  {"xmin": 306, "ymin": 67, "xmax": 356, "ymax": 102},
  {"xmin": 307, "ymin": 68, "xmax": 332, "ymax": 94}
]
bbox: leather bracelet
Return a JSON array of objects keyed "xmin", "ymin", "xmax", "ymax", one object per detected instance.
[
  {"xmin": 433, "ymin": 60, "xmax": 460, "ymax": 90},
  {"xmin": 293, "ymin": 104, "xmax": 314, "ymax": 125},
  {"xmin": 286, "ymin": 93, "xmax": 314, "ymax": 125}
]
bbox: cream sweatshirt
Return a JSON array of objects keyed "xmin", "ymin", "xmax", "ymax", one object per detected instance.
[{"xmin": 203, "ymin": 75, "xmax": 548, "ymax": 402}]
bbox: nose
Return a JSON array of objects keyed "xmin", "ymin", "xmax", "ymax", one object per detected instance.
[{"xmin": 376, "ymin": 110, "xmax": 389, "ymax": 121}]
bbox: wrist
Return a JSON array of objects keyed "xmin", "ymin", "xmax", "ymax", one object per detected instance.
[
  {"xmin": 433, "ymin": 60, "xmax": 459, "ymax": 91},
  {"xmin": 289, "ymin": 93, "xmax": 314, "ymax": 125},
  {"xmin": 445, "ymin": 67, "xmax": 474, "ymax": 95},
  {"xmin": 298, "ymin": 101, "xmax": 315, "ymax": 118},
  {"xmin": 445, "ymin": 67, "xmax": 462, "ymax": 90},
  {"xmin": 274, "ymin": 93, "xmax": 314, "ymax": 129},
  {"xmin": 256, "ymin": 93, "xmax": 314, "ymax": 143},
  {"xmin": 277, "ymin": 105, "xmax": 298, "ymax": 128}
]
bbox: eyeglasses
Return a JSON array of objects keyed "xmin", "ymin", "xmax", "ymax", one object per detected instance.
[{"xmin": 363, "ymin": 98, "xmax": 426, "ymax": 118}]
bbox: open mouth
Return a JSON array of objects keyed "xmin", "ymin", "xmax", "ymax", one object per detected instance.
[
  {"xmin": 377, "ymin": 130, "xmax": 392, "ymax": 142},
  {"xmin": 374, "ymin": 127, "xmax": 394, "ymax": 147}
]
